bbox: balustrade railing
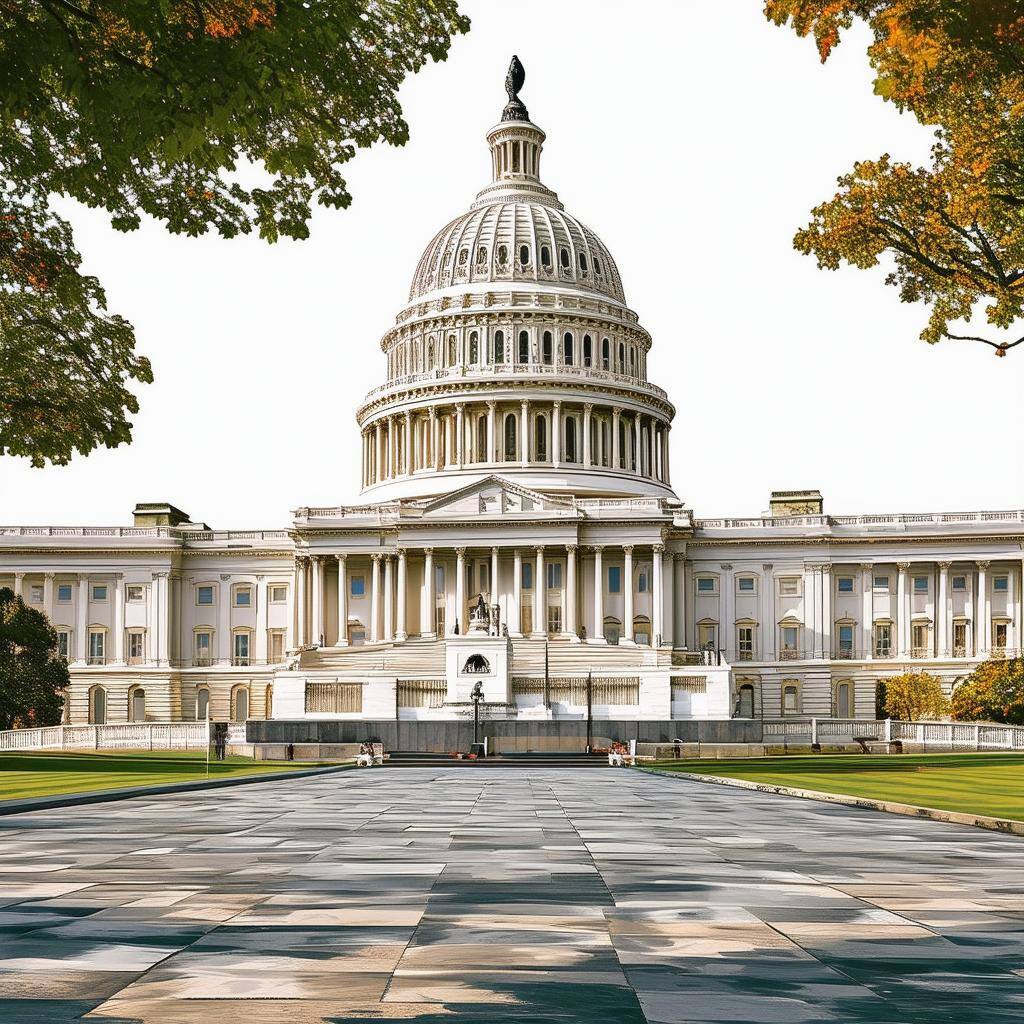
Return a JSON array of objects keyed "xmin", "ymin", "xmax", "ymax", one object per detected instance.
[
  {"xmin": 0, "ymin": 721, "xmax": 209, "ymax": 753},
  {"xmin": 756, "ymin": 717, "xmax": 1024, "ymax": 750}
]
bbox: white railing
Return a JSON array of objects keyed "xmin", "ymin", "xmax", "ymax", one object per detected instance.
[
  {"xmin": 761, "ymin": 718, "xmax": 1024, "ymax": 750},
  {"xmin": 695, "ymin": 510, "xmax": 1024, "ymax": 531},
  {"xmin": 0, "ymin": 722, "xmax": 209, "ymax": 752}
]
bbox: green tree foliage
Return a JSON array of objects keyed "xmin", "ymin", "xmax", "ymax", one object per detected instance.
[
  {"xmin": 882, "ymin": 670, "xmax": 949, "ymax": 720},
  {"xmin": 0, "ymin": 585, "xmax": 67, "ymax": 729},
  {"xmin": 765, "ymin": 1, "xmax": 1024, "ymax": 355},
  {"xmin": 0, "ymin": 1, "xmax": 469, "ymax": 465},
  {"xmin": 951, "ymin": 656, "xmax": 1024, "ymax": 724}
]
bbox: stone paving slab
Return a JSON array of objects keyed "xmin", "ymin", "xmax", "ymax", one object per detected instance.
[{"xmin": 0, "ymin": 767, "xmax": 1022, "ymax": 1021}]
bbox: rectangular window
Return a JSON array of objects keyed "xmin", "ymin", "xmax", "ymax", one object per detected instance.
[
  {"xmin": 782, "ymin": 683, "xmax": 800, "ymax": 714},
  {"xmin": 522, "ymin": 562, "xmax": 533, "ymax": 590},
  {"xmin": 874, "ymin": 623, "xmax": 892, "ymax": 658},
  {"xmin": 126, "ymin": 584, "xmax": 145, "ymax": 603},
  {"xmin": 91, "ymin": 585, "xmax": 108, "ymax": 602},
  {"xmin": 737, "ymin": 577, "xmax": 755, "ymax": 593},
  {"xmin": 269, "ymin": 584, "xmax": 288, "ymax": 603},
  {"xmin": 837, "ymin": 577, "xmax": 854, "ymax": 594},
  {"xmin": 837, "ymin": 624, "xmax": 854, "ymax": 657},
  {"xmin": 778, "ymin": 578, "xmax": 798, "ymax": 597},
  {"xmin": 697, "ymin": 623, "xmax": 717, "ymax": 649},
  {"xmin": 638, "ymin": 569, "xmax": 649, "ymax": 593},
  {"xmin": 56, "ymin": 630, "xmax": 70, "ymax": 659},
  {"xmin": 28, "ymin": 584, "xmax": 43, "ymax": 603},
  {"xmin": 57, "ymin": 583, "xmax": 72, "ymax": 602},
  {"xmin": 911, "ymin": 622, "xmax": 929, "ymax": 656},
  {"xmin": 234, "ymin": 586, "xmax": 252, "ymax": 608},
  {"xmin": 780, "ymin": 625, "xmax": 799, "ymax": 659},
  {"xmin": 435, "ymin": 564, "xmax": 445, "ymax": 593},
  {"xmin": 127, "ymin": 631, "xmax": 145, "ymax": 663},
  {"xmin": 233, "ymin": 632, "xmax": 250, "ymax": 665},
  {"xmin": 88, "ymin": 631, "xmax": 105, "ymax": 664},
  {"xmin": 953, "ymin": 621, "xmax": 968, "ymax": 656},
  {"xmin": 194, "ymin": 631, "xmax": 212, "ymax": 665},
  {"xmin": 873, "ymin": 575, "xmax": 890, "ymax": 591},
  {"xmin": 913, "ymin": 577, "xmax": 929, "ymax": 594},
  {"xmin": 994, "ymin": 575, "xmax": 1009, "ymax": 592},
  {"xmin": 480, "ymin": 563, "xmax": 490, "ymax": 591},
  {"xmin": 994, "ymin": 621, "xmax": 1008, "ymax": 651},
  {"xmin": 547, "ymin": 604, "xmax": 562, "ymax": 634},
  {"xmin": 952, "ymin": 575, "xmax": 967, "ymax": 592},
  {"xmin": 696, "ymin": 576, "xmax": 715, "ymax": 594},
  {"xmin": 608, "ymin": 566, "xmax": 621, "ymax": 594},
  {"xmin": 546, "ymin": 563, "xmax": 562, "ymax": 589},
  {"xmin": 196, "ymin": 585, "xmax": 214, "ymax": 606},
  {"xmin": 269, "ymin": 630, "xmax": 285, "ymax": 663},
  {"xmin": 350, "ymin": 575, "xmax": 365, "ymax": 597},
  {"xmin": 737, "ymin": 626, "xmax": 754, "ymax": 660}
]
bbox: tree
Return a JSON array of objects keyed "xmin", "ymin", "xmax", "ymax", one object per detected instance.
[
  {"xmin": 951, "ymin": 656, "xmax": 1024, "ymax": 724},
  {"xmin": 882, "ymin": 670, "xmax": 949, "ymax": 720},
  {"xmin": 0, "ymin": 586, "xmax": 67, "ymax": 729},
  {"xmin": 1, "ymin": 2, "xmax": 469, "ymax": 466},
  {"xmin": 765, "ymin": 1, "xmax": 1024, "ymax": 356}
]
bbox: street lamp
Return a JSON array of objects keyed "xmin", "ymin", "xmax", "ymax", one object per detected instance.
[{"xmin": 470, "ymin": 680, "xmax": 484, "ymax": 746}]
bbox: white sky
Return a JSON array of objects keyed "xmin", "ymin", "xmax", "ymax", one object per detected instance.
[{"xmin": 3, "ymin": 0, "xmax": 1021, "ymax": 527}]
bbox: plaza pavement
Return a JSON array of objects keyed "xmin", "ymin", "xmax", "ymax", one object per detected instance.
[{"xmin": 0, "ymin": 767, "xmax": 1023, "ymax": 1023}]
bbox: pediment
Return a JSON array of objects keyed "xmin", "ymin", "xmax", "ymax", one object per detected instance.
[{"xmin": 420, "ymin": 476, "xmax": 575, "ymax": 518}]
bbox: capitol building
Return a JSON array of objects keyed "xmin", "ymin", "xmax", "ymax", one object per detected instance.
[{"xmin": 3, "ymin": 62, "xmax": 1022, "ymax": 739}]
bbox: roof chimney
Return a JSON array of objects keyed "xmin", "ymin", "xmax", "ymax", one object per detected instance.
[{"xmin": 768, "ymin": 490, "xmax": 823, "ymax": 517}]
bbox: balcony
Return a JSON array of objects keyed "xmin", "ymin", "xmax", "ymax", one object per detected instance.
[
  {"xmin": 232, "ymin": 656, "xmax": 251, "ymax": 667},
  {"xmin": 911, "ymin": 646, "xmax": 931, "ymax": 659},
  {"xmin": 87, "ymin": 656, "xmax": 106, "ymax": 666}
]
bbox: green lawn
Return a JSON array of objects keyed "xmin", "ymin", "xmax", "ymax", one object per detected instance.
[
  {"xmin": 0, "ymin": 750, "xmax": 338, "ymax": 802},
  {"xmin": 649, "ymin": 752, "xmax": 1024, "ymax": 821}
]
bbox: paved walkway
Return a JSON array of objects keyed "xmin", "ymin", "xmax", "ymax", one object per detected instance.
[{"xmin": 0, "ymin": 767, "xmax": 1023, "ymax": 1023}]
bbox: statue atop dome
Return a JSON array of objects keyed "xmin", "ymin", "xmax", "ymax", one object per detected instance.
[{"xmin": 501, "ymin": 55, "xmax": 530, "ymax": 122}]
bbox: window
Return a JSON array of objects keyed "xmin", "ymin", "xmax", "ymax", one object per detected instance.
[
  {"xmin": 91, "ymin": 584, "xmax": 108, "ymax": 602},
  {"xmin": 563, "ymin": 332, "xmax": 574, "ymax": 365},
  {"xmin": 196, "ymin": 585, "xmax": 214, "ymax": 606},
  {"xmin": 737, "ymin": 683, "xmax": 755, "ymax": 718},
  {"xmin": 541, "ymin": 245, "xmax": 551, "ymax": 268},
  {"xmin": 547, "ymin": 605, "xmax": 562, "ymax": 634},
  {"xmin": 913, "ymin": 576, "xmax": 929, "ymax": 594},
  {"xmin": 196, "ymin": 688, "xmax": 210, "ymax": 721},
  {"xmin": 638, "ymin": 568, "xmax": 649, "ymax": 593},
  {"xmin": 126, "ymin": 584, "xmax": 144, "ymax": 602},
  {"xmin": 57, "ymin": 583, "xmax": 72, "ymax": 602},
  {"xmin": 837, "ymin": 577, "xmax": 854, "ymax": 594},
  {"xmin": 953, "ymin": 621, "xmax": 968, "ymax": 656},
  {"xmin": 232, "ymin": 686, "xmax": 249, "ymax": 722},
  {"xmin": 522, "ymin": 562, "xmax": 533, "ymax": 589},
  {"xmin": 89, "ymin": 686, "xmax": 106, "ymax": 725},
  {"xmin": 994, "ymin": 575, "xmax": 1009, "ymax": 592},
  {"xmin": 476, "ymin": 245, "xmax": 487, "ymax": 265},
  {"xmin": 633, "ymin": 616, "xmax": 651, "ymax": 646},
  {"xmin": 546, "ymin": 563, "xmax": 562, "ymax": 589},
  {"xmin": 873, "ymin": 575, "xmax": 890, "ymax": 591},
  {"xmin": 583, "ymin": 335, "xmax": 592, "ymax": 367},
  {"xmin": 519, "ymin": 244, "xmax": 530, "ymax": 266},
  {"xmin": 778, "ymin": 578, "xmax": 799, "ymax": 596},
  {"xmin": 504, "ymin": 414, "xmax": 517, "ymax": 461},
  {"xmin": 535, "ymin": 415, "xmax": 547, "ymax": 461},
  {"xmin": 497, "ymin": 244, "xmax": 508, "ymax": 265},
  {"xmin": 469, "ymin": 331, "xmax": 479, "ymax": 363},
  {"xmin": 542, "ymin": 330, "xmax": 553, "ymax": 365},
  {"xmin": 565, "ymin": 418, "xmax": 577, "ymax": 463},
  {"xmin": 351, "ymin": 624, "xmax": 367, "ymax": 646},
  {"xmin": 194, "ymin": 631, "xmax": 212, "ymax": 666},
  {"xmin": 604, "ymin": 616, "xmax": 621, "ymax": 645},
  {"xmin": 350, "ymin": 576, "xmax": 365, "ymax": 597},
  {"xmin": 233, "ymin": 631, "xmax": 251, "ymax": 666},
  {"xmin": 269, "ymin": 630, "xmax": 286, "ymax": 663},
  {"xmin": 737, "ymin": 576, "xmax": 755, "ymax": 594},
  {"xmin": 29, "ymin": 584, "xmax": 43, "ymax": 603},
  {"xmin": 780, "ymin": 625, "xmax": 799, "ymax": 659},
  {"xmin": 269, "ymin": 584, "xmax": 287, "ymax": 603},
  {"xmin": 608, "ymin": 566, "xmax": 621, "ymax": 594},
  {"xmin": 835, "ymin": 681, "xmax": 852, "ymax": 719},
  {"xmin": 601, "ymin": 337, "xmax": 610, "ymax": 369},
  {"xmin": 129, "ymin": 687, "xmax": 146, "ymax": 723},
  {"xmin": 911, "ymin": 622, "xmax": 929, "ymax": 655},
  {"xmin": 560, "ymin": 246, "xmax": 570, "ymax": 268},
  {"xmin": 874, "ymin": 622, "xmax": 892, "ymax": 658},
  {"xmin": 782, "ymin": 682, "xmax": 800, "ymax": 715},
  {"xmin": 127, "ymin": 631, "xmax": 145, "ymax": 664},
  {"xmin": 697, "ymin": 623, "xmax": 717, "ymax": 649},
  {"xmin": 737, "ymin": 626, "xmax": 754, "ymax": 661},
  {"xmin": 952, "ymin": 575, "xmax": 967, "ymax": 592},
  {"xmin": 56, "ymin": 630, "xmax": 70, "ymax": 659},
  {"xmin": 494, "ymin": 329, "xmax": 505, "ymax": 362},
  {"xmin": 88, "ymin": 630, "xmax": 105, "ymax": 664},
  {"xmin": 518, "ymin": 330, "xmax": 529, "ymax": 364},
  {"xmin": 233, "ymin": 585, "xmax": 253, "ymax": 608},
  {"xmin": 457, "ymin": 247, "xmax": 467, "ymax": 265},
  {"xmin": 837, "ymin": 624, "xmax": 854, "ymax": 658},
  {"xmin": 579, "ymin": 252, "xmax": 588, "ymax": 272},
  {"xmin": 696, "ymin": 577, "xmax": 716, "ymax": 594},
  {"xmin": 594, "ymin": 256, "xmax": 602, "ymax": 275},
  {"xmin": 994, "ymin": 621, "xmax": 1009, "ymax": 652}
]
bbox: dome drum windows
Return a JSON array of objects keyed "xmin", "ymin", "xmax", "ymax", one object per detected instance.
[
  {"xmin": 503, "ymin": 414, "xmax": 518, "ymax": 462},
  {"xmin": 563, "ymin": 332, "xmax": 574, "ymax": 366},
  {"xmin": 583, "ymin": 335, "xmax": 592, "ymax": 368},
  {"xmin": 518, "ymin": 244, "xmax": 531, "ymax": 268},
  {"xmin": 493, "ymin": 329, "xmax": 505, "ymax": 363},
  {"xmin": 469, "ymin": 331, "xmax": 479, "ymax": 365},
  {"xmin": 497, "ymin": 244, "xmax": 509, "ymax": 267},
  {"xmin": 559, "ymin": 246, "xmax": 570, "ymax": 269},
  {"xmin": 542, "ymin": 331, "xmax": 553, "ymax": 366},
  {"xmin": 517, "ymin": 330, "xmax": 529, "ymax": 365},
  {"xmin": 540, "ymin": 245, "xmax": 552, "ymax": 270}
]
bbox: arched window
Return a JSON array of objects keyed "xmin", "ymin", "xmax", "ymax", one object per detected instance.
[
  {"xmin": 196, "ymin": 687, "xmax": 210, "ymax": 721},
  {"xmin": 427, "ymin": 338, "xmax": 435, "ymax": 368},
  {"xmin": 476, "ymin": 246, "xmax": 487, "ymax": 265},
  {"xmin": 497, "ymin": 244, "xmax": 508, "ymax": 265},
  {"xmin": 519, "ymin": 244, "xmax": 530, "ymax": 266},
  {"xmin": 563, "ymin": 332, "xmax": 574, "ymax": 365},
  {"xmin": 737, "ymin": 684, "xmax": 755, "ymax": 718},
  {"xmin": 493, "ymin": 329, "xmax": 504, "ymax": 362},
  {"xmin": 458, "ymin": 248, "xmax": 468, "ymax": 266},
  {"xmin": 835, "ymin": 681, "xmax": 852, "ymax": 718},
  {"xmin": 469, "ymin": 331, "xmax": 479, "ymax": 364},
  {"xmin": 565, "ymin": 418, "xmax": 577, "ymax": 463},
  {"xmin": 535, "ymin": 415, "xmax": 547, "ymax": 461},
  {"xmin": 594, "ymin": 256, "xmax": 602, "ymax": 275},
  {"xmin": 583, "ymin": 335, "xmax": 592, "ymax": 367},
  {"xmin": 618, "ymin": 342, "xmax": 625, "ymax": 370},
  {"xmin": 232, "ymin": 685, "xmax": 250, "ymax": 722},
  {"xmin": 632, "ymin": 615, "xmax": 651, "ymax": 646},
  {"xmin": 542, "ymin": 331, "xmax": 553, "ymax": 365},
  {"xmin": 89, "ymin": 686, "xmax": 106, "ymax": 725},
  {"xmin": 579, "ymin": 252, "xmax": 588, "ymax": 273},
  {"xmin": 629, "ymin": 347, "xmax": 636, "ymax": 376},
  {"xmin": 476, "ymin": 418, "xmax": 487, "ymax": 463},
  {"xmin": 518, "ymin": 330, "xmax": 529, "ymax": 364},
  {"xmin": 602, "ymin": 338, "xmax": 610, "ymax": 369},
  {"xmin": 448, "ymin": 335, "xmax": 457, "ymax": 365},
  {"xmin": 541, "ymin": 245, "xmax": 551, "ymax": 268},
  {"xmin": 463, "ymin": 654, "xmax": 490, "ymax": 674},
  {"xmin": 560, "ymin": 246, "xmax": 570, "ymax": 268},
  {"xmin": 503, "ymin": 414, "xmax": 517, "ymax": 461},
  {"xmin": 128, "ymin": 686, "xmax": 146, "ymax": 723}
]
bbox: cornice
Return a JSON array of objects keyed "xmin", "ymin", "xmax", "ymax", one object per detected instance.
[{"xmin": 687, "ymin": 533, "xmax": 1024, "ymax": 550}]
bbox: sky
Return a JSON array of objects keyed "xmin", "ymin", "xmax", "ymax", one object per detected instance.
[{"xmin": 3, "ymin": 0, "xmax": 1021, "ymax": 527}]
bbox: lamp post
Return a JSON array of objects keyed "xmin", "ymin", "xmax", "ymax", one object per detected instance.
[{"xmin": 470, "ymin": 680, "xmax": 484, "ymax": 746}]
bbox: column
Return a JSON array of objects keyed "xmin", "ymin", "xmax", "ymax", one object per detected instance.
[
  {"xmin": 977, "ymin": 560, "xmax": 990, "ymax": 655},
  {"xmin": 674, "ymin": 552, "xmax": 688, "ymax": 649},
  {"xmin": 802, "ymin": 565, "xmax": 817, "ymax": 659},
  {"xmin": 652, "ymin": 544, "xmax": 664, "ymax": 646},
  {"xmin": 490, "ymin": 546, "xmax": 499, "ymax": 605},
  {"xmin": 455, "ymin": 403, "xmax": 465, "ymax": 468},
  {"xmin": 512, "ymin": 549, "xmax": 523, "ymax": 637},
  {"xmin": 13, "ymin": 571, "xmax": 24, "ymax": 602},
  {"xmin": 370, "ymin": 554, "xmax": 381, "ymax": 643},
  {"xmin": 566, "ymin": 544, "xmax": 578, "ymax": 640},
  {"xmin": 663, "ymin": 429, "xmax": 671, "ymax": 486},
  {"xmin": 374, "ymin": 423, "xmax": 383, "ymax": 482},
  {"xmin": 430, "ymin": 407, "xmax": 439, "ymax": 470},
  {"xmin": 938, "ymin": 561, "xmax": 950, "ymax": 657},
  {"xmin": 217, "ymin": 574, "xmax": 231, "ymax": 664},
  {"xmin": 113, "ymin": 573, "xmax": 125, "ymax": 663},
  {"xmin": 633, "ymin": 412, "xmax": 642, "ymax": 474},
  {"xmin": 821, "ymin": 564, "xmax": 832, "ymax": 661},
  {"xmin": 421, "ymin": 548, "xmax": 435, "ymax": 638},
  {"xmin": 455, "ymin": 548, "xmax": 466, "ymax": 634},
  {"xmin": 552, "ymin": 401, "xmax": 562, "ymax": 468},
  {"xmin": 43, "ymin": 572, "xmax": 54, "ymax": 622},
  {"xmin": 897, "ymin": 562, "xmax": 910, "ymax": 657},
  {"xmin": 396, "ymin": 549, "xmax": 408, "ymax": 641},
  {"xmin": 295, "ymin": 557, "xmax": 307, "ymax": 647},
  {"xmin": 255, "ymin": 575, "xmax": 268, "ymax": 662},
  {"xmin": 592, "ymin": 546, "xmax": 605, "ymax": 643},
  {"xmin": 861, "ymin": 562, "xmax": 873, "ymax": 660},
  {"xmin": 156, "ymin": 573, "xmax": 170, "ymax": 665},
  {"xmin": 612, "ymin": 408, "xmax": 620, "ymax": 469},
  {"xmin": 720, "ymin": 562, "xmax": 734, "ymax": 660},
  {"xmin": 336, "ymin": 554, "xmax": 349, "ymax": 646},
  {"xmin": 583, "ymin": 404, "xmax": 593, "ymax": 466},
  {"xmin": 519, "ymin": 400, "xmax": 529, "ymax": 467},
  {"xmin": 533, "ymin": 546, "xmax": 546, "ymax": 636},
  {"xmin": 487, "ymin": 401, "xmax": 496, "ymax": 463},
  {"xmin": 311, "ymin": 556, "xmax": 324, "ymax": 646},
  {"xmin": 663, "ymin": 551, "xmax": 675, "ymax": 648},
  {"xmin": 761, "ymin": 563, "xmax": 775, "ymax": 660},
  {"xmin": 404, "ymin": 411, "xmax": 413, "ymax": 475},
  {"xmin": 623, "ymin": 545, "xmax": 635, "ymax": 644},
  {"xmin": 383, "ymin": 555, "xmax": 394, "ymax": 641}
]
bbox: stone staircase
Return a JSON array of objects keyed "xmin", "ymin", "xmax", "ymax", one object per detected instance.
[{"xmin": 300, "ymin": 637, "xmax": 447, "ymax": 675}]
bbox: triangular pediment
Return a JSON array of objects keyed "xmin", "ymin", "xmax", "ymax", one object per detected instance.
[{"xmin": 420, "ymin": 476, "xmax": 576, "ymax": 518}]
